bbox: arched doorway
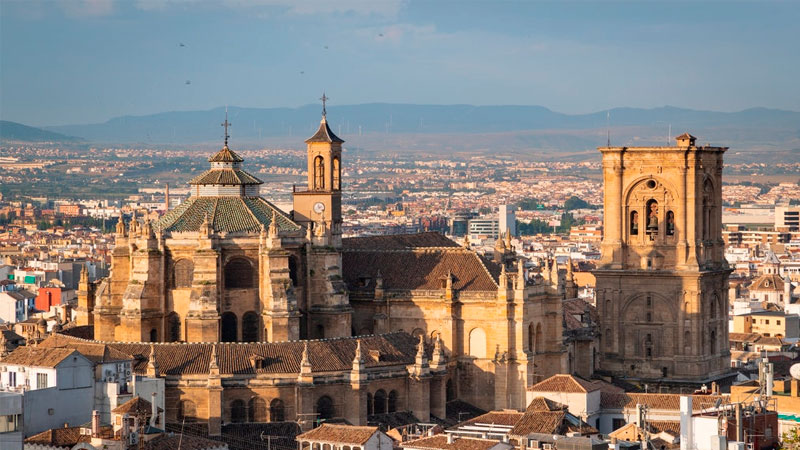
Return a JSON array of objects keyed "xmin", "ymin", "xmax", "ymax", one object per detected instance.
[
  {"xmin": 221, "ymin": 312, "xmax": 238, "ymax": 342},
  {"xmin": 316, "ymin": 396, "xmax": 334, "ymax": 421},
  {"xmin": 270, "ymin": 399, "xmax": 285, "ymax": 422},
  {"xmin": 388, "ymin": 390, "xmax": 398, "ymax": 413}
]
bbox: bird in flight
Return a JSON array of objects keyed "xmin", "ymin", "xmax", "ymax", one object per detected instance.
[
  {"xmin": 185, "ymin": 80, "xmax": 191, "ymax": 85},
  {"xmin": 179, "ymin": 43, "xmax": 186, "ymax": 47}
]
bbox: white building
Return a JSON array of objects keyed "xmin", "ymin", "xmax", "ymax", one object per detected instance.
[
  {"xmin": 499, "ymin": 204, "xmax": 516, "ymax": 237},
  {"xmin": 0, "ymin": 391, "xmax": 23, "ymax": 450},
  {"xmin": 0, "ymin": 292, "xmax": 28, "ymax": 324},
  {"xmin": 298, "ymin": 424, "xmax": 395, "ymax": 450}
]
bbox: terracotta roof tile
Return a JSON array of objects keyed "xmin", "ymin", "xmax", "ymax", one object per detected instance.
[
  {"xmin": 25, "ymin": 426, "xmax": 92, "ymax": 447},
  {"xmin": 40, "ymin": 338, "xmax": 133, "ymax": 364},
  {"xmin": 342, "ymin": 244, "xmax": 500, "ymax": 291},
  {"xmin": 527, "ymin": 374, "xmax": 597, "ymax": 393},
  {"xmin": 144, "ymin": 433, "xmax": 229, "ymax": 450},
  {"xmin": 456, "ymin": 411, "xmax": 524, "ymax": 428},
  {"xmin": 41, "ymin": 332, "xmax": 420, "ymax": 376},
  {"xmin": 113, "ymin": 395, "xmax": 163, "ymax": 415},
  {"xmin": 343, "ymin": 232, "xmax": 460, "ymax": 250},
  {"xmin": 297, "ymin": 424, "xmax": 379, "ymax": 445},
  {"xmin": 402, "ymin": 435, "xmax": 506, "ymax": 450},
  {"xmin": 0, "ymin": 346, "xmax": 79, "ymax": 368},
  {"xmin": 600, "ymin": 392, "xmax": 728, "ymax": 411},
  {"xmin": 208, "ymin": 146, "xmax": 244, "ymax": 163}
]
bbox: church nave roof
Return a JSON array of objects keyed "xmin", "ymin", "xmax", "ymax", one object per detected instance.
[{"xmin": 156, "ymin": 196, "xmax": 300, "ymax": 234}]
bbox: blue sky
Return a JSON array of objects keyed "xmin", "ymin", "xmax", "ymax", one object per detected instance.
[{"xmin": 1, "ymin": 0, "xmax": 798, "ymax": 126}]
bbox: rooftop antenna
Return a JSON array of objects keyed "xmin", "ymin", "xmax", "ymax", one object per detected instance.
[
  {"xmin": 668, "ymin": 124, "xmax": 672, "ymax": 145},
  {"xmin": 320, "ymin": 92, "xmax": 328, "ymax": 118},
  {"xmin": 221, "ymin": 107, "xmax": 231, "ymax": 147},
  {"xmin": 606, "ymin": 110, "xmax": 611, "ymax": 147}
]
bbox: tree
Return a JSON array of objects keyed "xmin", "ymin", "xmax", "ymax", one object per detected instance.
[
  {"xmin": 563, "ymin": 196, "xmax": 590, "ymax": 211},
  {"xmin": 516, "ymin": 198, "xmax": 541, "ymax": 211},
  {"xmin": 781, "ymin": 427, "xmax": 800, "ymax": 450}
]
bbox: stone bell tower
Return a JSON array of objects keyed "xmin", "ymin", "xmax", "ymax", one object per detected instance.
[
  {"xmin": 594, "ymin": 133, "xmax": 731, "ymax": 384},
  {"xmin": 292, "ymin": 96, "xmax": 351, "ymax": 338}
]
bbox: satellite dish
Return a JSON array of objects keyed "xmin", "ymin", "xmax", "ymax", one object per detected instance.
[{"xmin": 790, "ymin": 363, "xmax": 800, "ymax": 380}]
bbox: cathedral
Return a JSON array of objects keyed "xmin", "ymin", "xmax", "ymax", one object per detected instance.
[{"xmin": 72, "ymin": 109, "xmax": 569, "ymax": 428}]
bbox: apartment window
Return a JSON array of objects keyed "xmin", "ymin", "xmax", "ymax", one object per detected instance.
[
  {"xmin": 778, "ymin": 320, "xmax": 782, "ymax": 325},
  {"xmin": 36, "ymin": 373, "xmax": 48, "ymax": 389},
  {"xmin": 0, "ymin": 414, "xmax": 21, "ymax": 433},
  {"xmin": 765, "ymin": 320, "xmax": 770, "ymax": 325},
  {"xmin": 8, "ymin": 372, "xmax": 15, "ymax": 387}
]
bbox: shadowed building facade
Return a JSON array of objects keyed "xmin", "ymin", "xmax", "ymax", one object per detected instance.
[{"xmin": 594, "ymin": 133, "xmax": 732, "ymax": 384}]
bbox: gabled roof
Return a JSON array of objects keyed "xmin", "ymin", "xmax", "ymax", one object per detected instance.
[
  {"xmin": 676, "ymin": 132, "xmax": 696, "ymax": 140},
  {"xmin": 343, "ymin": 232, "xmax": 500, "ymax": 292},
  {"xmin": 527, "ymin": 374, "xmax": 598, "ymax": 393},
  {"xmin": 0, "ymin": 346, "xmax": 84, "ymax": 368},
  {"xmin": 600, "ymin": 392, "xmax": 728, "ymax": 411},
  {"xmin": 763, "ymin": 251, "xmax": 781, "ymax": 265},
  {"xmin": 297, "ymin": 424, "xmax": 379, "ymax": 445},
  {"xmin": 305, "ymin": 117, "xmax": 344, "ymax": 144},
  {"xmin": 156, "ymin": 196, "xmax": 301, "ymax": 234},
  {"xmin": 113, "ymin": 395, "xmax": 163, "ymax": 416},
  {"xmin": 749, "ymin": 274, "xmax": 785, "ymax": 292},
  {"xmin": 25, "ymin": 426, "xmax": 93, "ymax": 447},
  {"xmin": 208, "ymin": 146, "xmax": 244, "ymax": 163},
  {"xmin": 454, "ymin": 410, "xmax": 524, "ymax": 428},
  {"xmin": 39, "ymin": 337, "xmax": 133, "ymax": 364}
]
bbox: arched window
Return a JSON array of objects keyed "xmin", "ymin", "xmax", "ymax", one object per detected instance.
[
  {"xmin": 316, "ymin": 396, "xmax": 334, "ymax": 421},
  {"xmin": 710, "ymin": 330, "xmax": 717, "ymax": 354},
  {"xmin": 703, "ymin": 180, "xmax": 714, "ymax": 241},
  {"xmin": 288, "ymin": 256, "xmax": 299, "ymax": 287},
  {"xmin": 149, "ymin": 329, "xmax": 158, "ymax": 342},
  {"xmin": 388, "ymin": 390, "xmax": 398, "ymax": 413},
  {"xmin": 167, "ymin": 312, "xmax": 181, "ymax": 342},
  {"xmin": 535, "ymin": 324, "xmax": 543, "ymax": 354},
  {"xmin": 527, "ymin": 323, "xmax": 535, "ymax": 353},
  {"xmin": 221, "ymin": 312, "xmax": 237, "ymax": 342},
  {"xmin": 374, "ymin": 390, "xmax": 387, "ymax": 414},
  {"xmin": 242, "ymin": 311, "xmax": 260, "ymax": 342},
  {"xmin": 646, "ymin": 200, "xmax": 658, "ymax": 239},
  {"xmin": 684, "ymin": 330, "xmax": 691, "ymax": 353},
  {"xmin": 332, "ymin": 158, "xmax": 340, "ymax": 190},
  {"xmin": 225, "ymin": 258, "xmax": 254, "ymax": 289},
  {"xmin": 446, "ymin": 379, "xmax": 455, "ymax": 402},
  {"xmin": 630, "ymin": 210, "xmax": 639, "ymax": 236},
  {"xmin": 314, "ymin": 156, "xmax": 325, "ymax": 190},
  {"xmin": 229, "ymin": 399, "xmax": 246, "ymax": 423},
  {"xmin": 367, "ymin": 393, "xmax": 374, "ymax": 415},
  {"xmin": 173, "ymin": 259, "xmax": 193, "ymax": 288},
  {"xmin": 666, "ymin": 211, "xmax": 675, "ymax": 236},
  {"xmin": 248, "ymin": 397, "xmax": 267, "ymax": 422},
  {"xmin": 315, "ymin": 324, "xmax": 325, "ymax": 339},
  {"xmin": 177, "ymin": 400, "xmax": 197, "ymax": 423},
  {"xmin": 270, "ymin": 399, "xmax": 285, "ymax": 422},
  {"xmin": 468, "ymin": 328, "xmax": 487, "ymax": 358},
  {"xmin": 605, "ymin": 328, "xmax": 612, "ymax": 350}
]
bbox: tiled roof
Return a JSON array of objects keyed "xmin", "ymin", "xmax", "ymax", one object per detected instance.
[
  {"xmin": 525, "ymin": 397, "xmax": 566, "ymax": 412},
  {"xmin": 297, "ymin": 424, "xmax": 379, "ymax": 445},
  {"xmin": 25, "ymin": 426, "xmax": 92, "ymax": 447},
  {"xmin": 208, "ymin": 146, "xmax": 244, "ymax": 163},
  {"xmin": 144, "ymin": 434, "xmax": 229, "ymax": 450},
  {"xmin": 0, "ymin": 346, "xmax": 79, "ymax": 368},
  {"xmin": 41, "ymin": 337, "xmax": 133, "ymax": 363},
  {"xmin": 749, "ymin": 274, "xmax": 785, "ymax": 292},
  {"xmin": 41, "ymin": 332, "xmax": 421, "ymax": 376},
  {"xmin": 157, "ymin": 196, "xmax": 300, "ymax": 234},
  {"xmin": 455, "ymin": 410, "xmax": 524, "ymax": 428},
  {"xmin": 527, "ymin": 374, "xmax": 597, "ymax": 393},
  {"xmin": 343, "ymin": 241, "xmax": 501, "ymax": 292},
  {"xmin": 343, "ymin": 232, "xmax": 460, "ymax": 250},
  {"xmin": 189, "ymin": 168, "xmax": 263, "ymax": 186},
  {"xmin": 600, "ymin": 392, "xmax": 728, "ymax": 411},
  {"xmin": 305, "ymin": 118, "xmax": 344, "ymax": 143},
  {"xmin": 563, "ymin": 298, "xmax": 598, "ymax": 331},
  {"xmin": 729, "ymin": 332, "xmax": 762, "ymax": 343},
  {"xmin": 402, "ymin": 435, "xmax": 507, "ymax": 450},
  {"xmin": 113, "ymin": 395, "xmax": 163, "ymax": 415}
]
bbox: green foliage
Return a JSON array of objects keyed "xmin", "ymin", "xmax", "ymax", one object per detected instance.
[
  {"xmin": 517, "ymin": 219, "xmax": 552, "ymax": 235},
  {"xmin": 563, "ymin": 196, "xmax": 591, "ymax": 211},
  {"xmin": 478, "ymin": 206, "xmax": 492, "ymax": 215},
  {"xmin": 516, "ymin": 198, "xmax": 542, "ymax": 211},
  {"xmin": 781, "ymin": 427, "xmax": 800, "ymax": 450}
]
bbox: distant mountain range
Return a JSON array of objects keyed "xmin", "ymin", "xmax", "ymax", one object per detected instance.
[
  {"xmin": 4, "ymin": 105, "xmax": 799, "ymax": 159},
  {"xmin": 0, "ymin": 120, "xmax": 81, "ymax": 143}
]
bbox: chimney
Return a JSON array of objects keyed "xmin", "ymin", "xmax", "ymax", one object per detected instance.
[
  {"xmin": 150, "ymin": 392, "xmax": 158, "ymax": 428},
  {"xmin": 164, "ymin": 183, "xmax": 170, "ymax": 211},
  {"xmin": 120, "ymin": 413, "xmax": 130, "ymax": 440},
  {"xmin": 446, "ymin": 434, "xmax": 455, "ymax": 444},
  {"xmin": 792, "ymin": 378, "xmax": 800, "ymax": 397},
  {"xmin": 92, "ymin": 410, "xmax": 100, "ymax": 438}
]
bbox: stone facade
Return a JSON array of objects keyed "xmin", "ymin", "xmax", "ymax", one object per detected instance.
[
  {"xmin": 73, "ymin": 111, "xmax": 569, "ymax": 428},
  {"xmin": 594, "ymin": 133, "xmax": 732, "ymax": 383}
]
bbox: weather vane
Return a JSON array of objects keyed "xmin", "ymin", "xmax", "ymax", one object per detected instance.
[
  {"xmin": 221, "ymin": 109, "xmax": 231, "ymax": 147},
  {"xmin": 320, "ymin": 92, "xmax": 328, "ymax": 117}
]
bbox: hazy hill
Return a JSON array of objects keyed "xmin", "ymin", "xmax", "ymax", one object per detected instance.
[
  {"xmin": 42, "ymin": 104, "xmax": 800, "ymax": 158},
  {"xmin": 1, "ymin": 120, "xmax": 81, "ymax": 143}
]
